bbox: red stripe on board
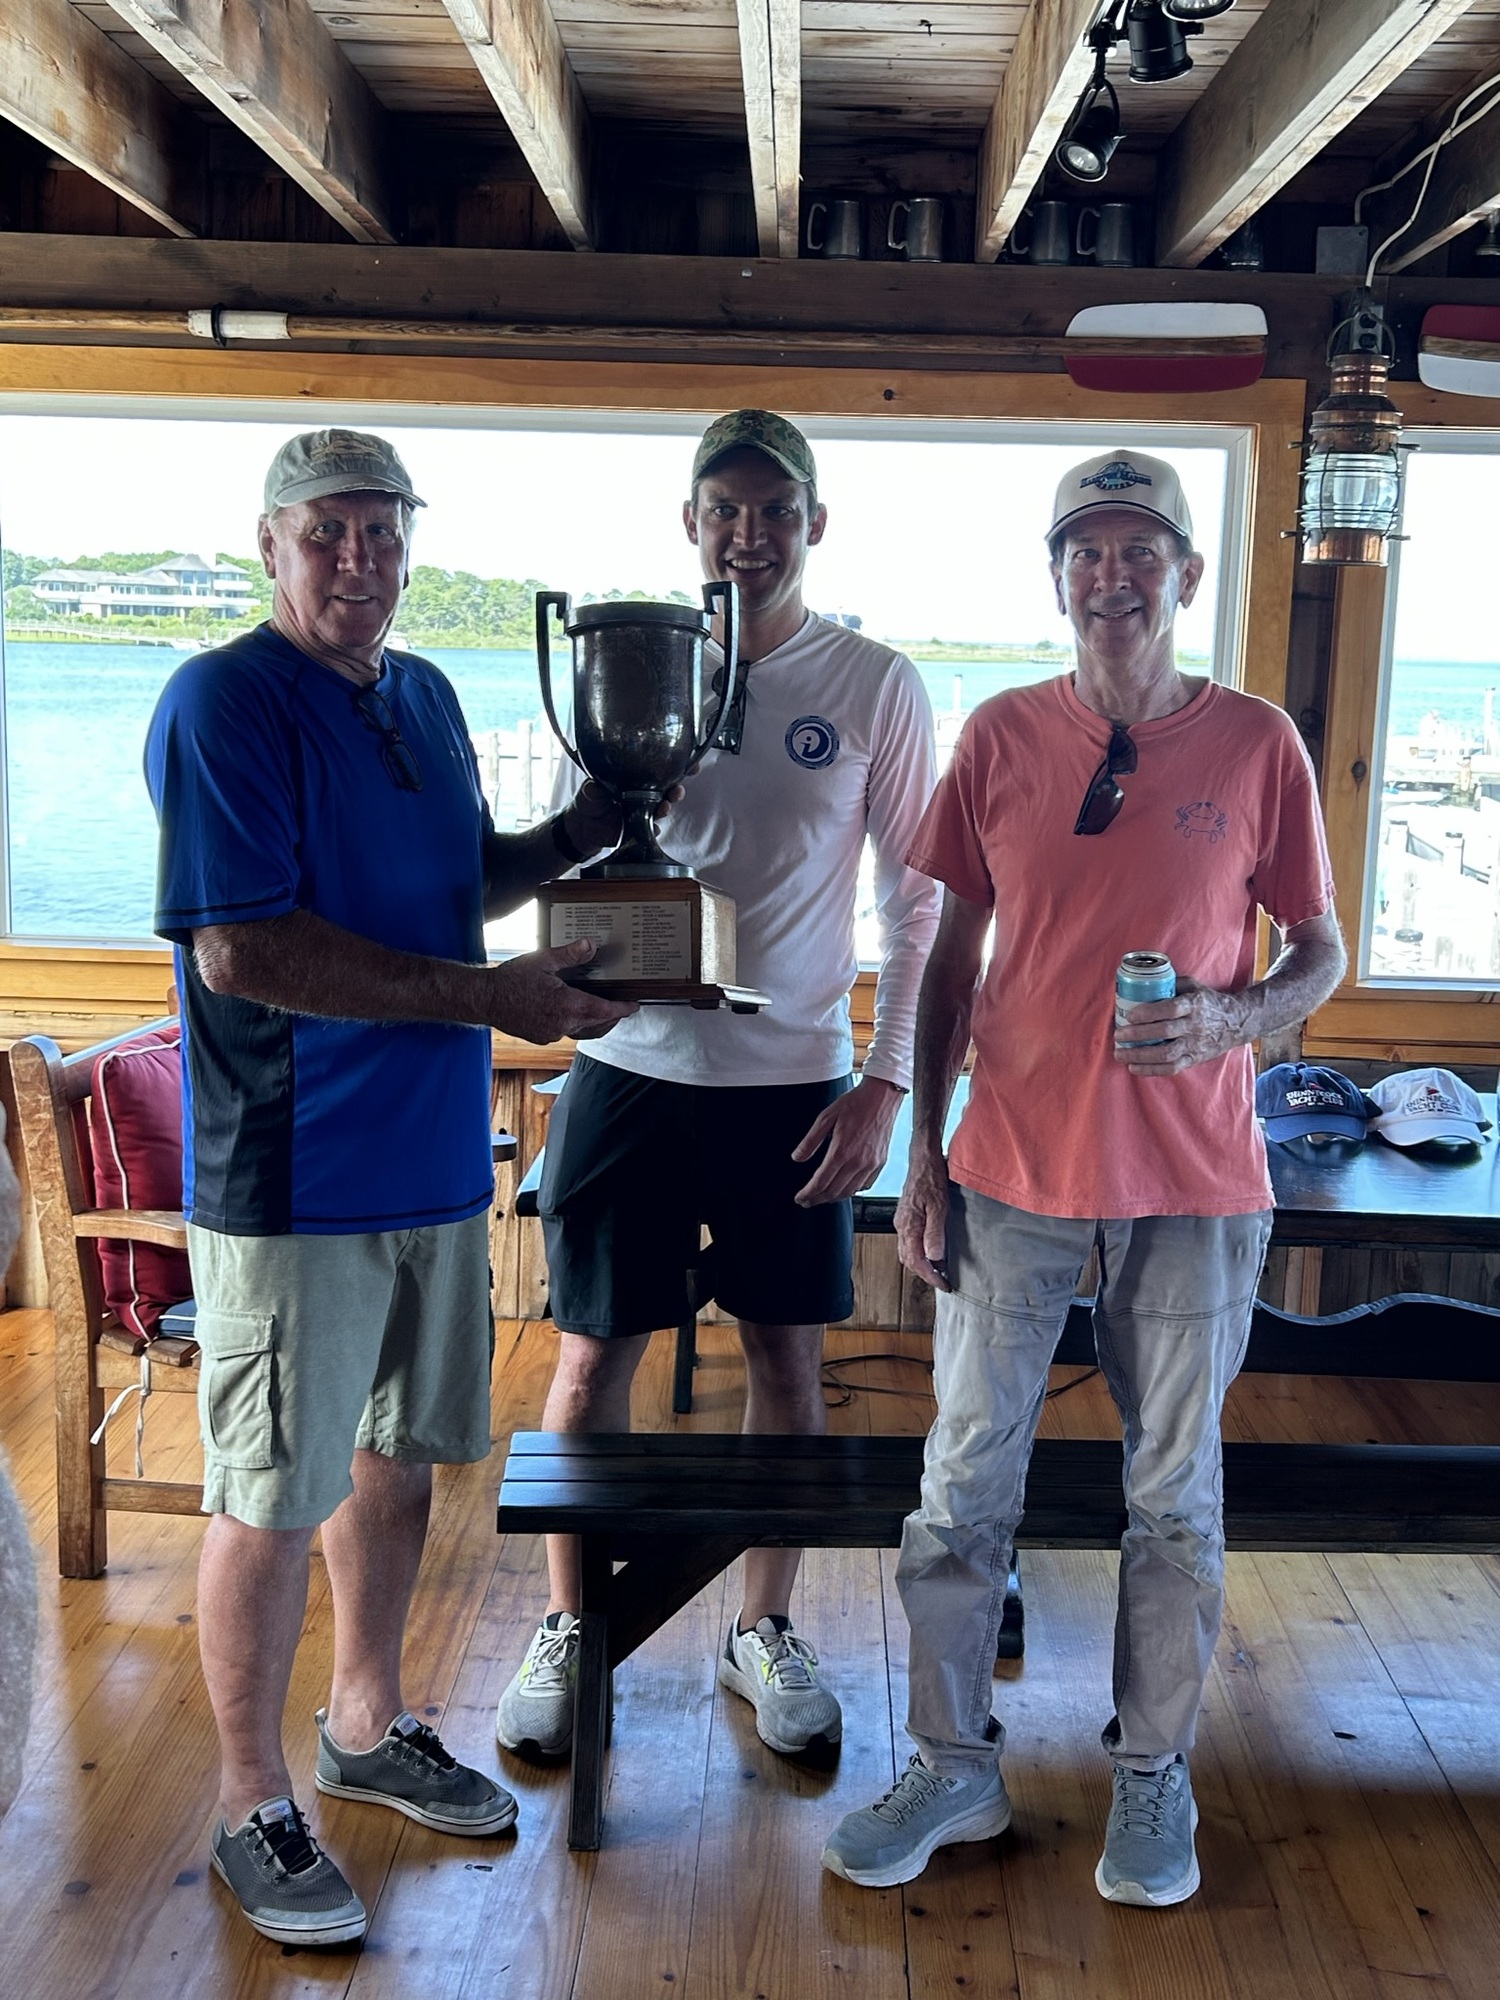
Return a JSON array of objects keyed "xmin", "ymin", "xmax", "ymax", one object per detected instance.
[
  {"xmin": 1420, "ymin": 305, "xmax": 1500, "ymax": 344},
  {"xmin": 1065, "ymin": 354, "xmax": 1267, "ymax": 393}
]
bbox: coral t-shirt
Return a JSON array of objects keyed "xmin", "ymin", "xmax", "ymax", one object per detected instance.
[{"xmin": 906, "ymin": 675, "xmax": 1335, "ymax": 1219}]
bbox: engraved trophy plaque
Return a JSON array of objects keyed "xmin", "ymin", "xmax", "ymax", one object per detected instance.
[{"xmin": 535, "ymin": 581, "xmax": 769, "ymax": 1011}]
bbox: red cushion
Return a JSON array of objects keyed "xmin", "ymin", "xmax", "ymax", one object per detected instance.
[{"xmin": 88, "ymin": 1027, "xmax": 191, "ymax": 1342}]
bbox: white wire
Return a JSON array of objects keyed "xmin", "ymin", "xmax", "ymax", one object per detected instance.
[
  {"xmin": 1354, "ymin": 70, "xmax": 1500, "ymax": 223},
  {"xmin": 1356, "ymin": 70, "xmax": 1500, "ymax": 284}
]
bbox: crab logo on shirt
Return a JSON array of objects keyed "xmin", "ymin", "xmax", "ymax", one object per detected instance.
[
  {"xmin": 785, "ymin": 715, "xmax": 840, "ymax": 769},
  {"xmin": 1175, "ymin": 800, "xmax": 1228, "ymax": 844}
]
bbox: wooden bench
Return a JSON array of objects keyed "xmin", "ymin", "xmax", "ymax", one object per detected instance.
[{"xmin": 497, "ymin": 1291, "xmax": 1500, "ymax": 1850}]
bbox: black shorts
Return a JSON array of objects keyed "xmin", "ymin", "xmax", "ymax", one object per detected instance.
[{"xmin": 539, "ymin": 1054, "xmax": 855, "ymax": 1339}]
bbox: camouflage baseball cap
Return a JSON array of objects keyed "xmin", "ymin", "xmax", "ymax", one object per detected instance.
[
  {"xmin": 691, "ymin": 409, "xmax": 817, "ymax": 487},
  {"xmin": 263, "ymin": 427, "xmax": 426, "ymax": 513}
]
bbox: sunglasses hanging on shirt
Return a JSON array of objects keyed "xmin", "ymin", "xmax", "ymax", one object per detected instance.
[
  {"xmin": 351, "ymin": 677, "xmax": 424, "ymax": 792},
  {"xmin": 1074, "ymin": 720, "xmax": 1136, "ymax": 835}
]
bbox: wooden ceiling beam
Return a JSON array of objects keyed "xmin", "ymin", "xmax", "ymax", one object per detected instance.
[
  {"xmin": 1155, "ymin": 0, "xmax": 1480, "ymax": 270},
  {"xmin": 1360, "ymin": 61, "xmax": 1500, "ymax": 275},
  {"xmin": 737, "ymin": 0, "xmax": 802, "ymax": 258},
  {"xmin": 1, "ymin": 0, "xmax": 203, "ymax": 237},
  {"xmin": 438, "ymin": 0, "xmax": 594, "ymax": 250},
  {"xmin": 105, "ymin": 0, "xmax": 396, "ymax": 245},
  {"xmin": 975, "ymin": 0, "xmax": 1106, "ymax": 263}
]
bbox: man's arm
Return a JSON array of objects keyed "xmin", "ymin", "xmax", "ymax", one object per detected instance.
[
  {"xmin": 893, "ymin": 887, "xmax": 992, "ymax": 1290},
  {"xmin": 482, "ymin": 782, "xmax": 621, "ymax": 920},
  {"xmin": 1115, "ymin": 909, "xmax": 1347, "ymax": 1077},
  {"xmin": 193, "ymin": 909, "xmax": 633, "ymax": 1045},
  {"xmin": 792, "ymin": 661, "xmax": 941, "ymax": 1206}
]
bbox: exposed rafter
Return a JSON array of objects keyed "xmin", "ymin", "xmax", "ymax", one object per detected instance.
[
  {"xmin": 438, "ymin": 0, "xmax": 594, "ymax": 251},
  {"xmin": 1360, "ymin": 63, "xmax": 1500, "ymax": 275},
  {"xmin": 737, "ymin": 0, "xmax": 802, "ymax": 258},
  {"xmin": 1156, "ymin": 0, "xmax": 1480, "ymax": 270},
  {"xmin": 1, "ymin": 0, "xmax": 202, "ymax": 237},
  {"xmin": 105, "ymin": 0, "xmax": 396, "ymax": 246},
  {"xmin": 975, "ymin": 0, "xmax": 1106, "ymax": 264}
]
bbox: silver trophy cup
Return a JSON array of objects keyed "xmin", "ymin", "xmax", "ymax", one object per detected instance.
[
  {"xmin": 536, "ymin": 581, "xmax": 741, "ymax": 878},
  {"xmin": 533, "ymin": 581, "xmax": 763, "ymax": 1007}
]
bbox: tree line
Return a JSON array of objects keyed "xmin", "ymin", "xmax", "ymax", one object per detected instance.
[{"xmin": 1, "ymin": 549, "xmax": 695, "ymax": 649}]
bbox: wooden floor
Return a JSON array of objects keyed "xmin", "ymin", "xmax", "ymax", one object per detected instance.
[{"xmin": 2, "ymin": 1309, "xmax": 1500, "ymax": 2000}]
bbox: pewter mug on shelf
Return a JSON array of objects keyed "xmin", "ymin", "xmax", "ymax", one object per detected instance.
[
  {"xmin": 806, "ymin": 197, "xmax": 863, "ymax": 259},
  {"xmin": 1010, "ymin": 200, "xmax": 1072, "ymax": 265},
  {"xmin": 887, "ymin": 196, "xmax": 945, "ymax": 262},
  {"xmin": 536, "ymin": 583, "xmax": 741, "ymax": 878}
]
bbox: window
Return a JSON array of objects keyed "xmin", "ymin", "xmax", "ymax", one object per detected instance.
[
  {"xmin": 0, "ymin": 405, "xmax": 1247, "ymax": 954},
  {"xmin": 1363, "ymin": 437, "xmax": 1500, "ymax": 987}
]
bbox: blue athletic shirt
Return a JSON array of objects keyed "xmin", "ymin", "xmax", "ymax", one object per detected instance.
[{"xmin": 145, "ymin": 624, "xmax": 495, "ymax": 1236}]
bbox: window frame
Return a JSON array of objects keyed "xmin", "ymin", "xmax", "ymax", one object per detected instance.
[
  {"xmin": 0, "ymin": 342, "xmax": 1304, "ymax": 1044},
  {"xmin": 1313, "ymin": 383, "xmax": 1500, "ymax": 1067}
]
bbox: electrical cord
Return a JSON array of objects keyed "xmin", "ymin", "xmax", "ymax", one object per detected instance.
[
  {"xmin": 1355, "ymin": 68, "xmax": 1500, "ymax": 283},
  {"xmin": 820, "ymin": 1353, "xmax": 1100, "ymax": 1410}
]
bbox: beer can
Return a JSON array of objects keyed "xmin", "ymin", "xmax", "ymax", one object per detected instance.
[
  {"xmin": 1116, "ymin": 952, "xmax": 1176, "ymax": 1048},
  {"xmin": 1116, "ymin": 951, "xmax": 1176, "ymax": 1008}
]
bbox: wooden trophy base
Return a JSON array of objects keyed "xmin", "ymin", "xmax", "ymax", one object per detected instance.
[{"xmin": 537, "ymin": 877, "xmax": 769, "ymax": 1012}]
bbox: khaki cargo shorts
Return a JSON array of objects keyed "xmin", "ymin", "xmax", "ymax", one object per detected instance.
[{"xmin": 186, "ymin": 1213, "xmax": 494, "ymax": 1531}]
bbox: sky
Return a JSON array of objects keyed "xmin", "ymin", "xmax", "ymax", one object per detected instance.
[
  {"xmin": 0, "ymin": 410, "xmax": 1235, "ymax": 649},
  {"xmin": 1387, "ymin": 450, "xmax": 1500, "ymax": 664}
]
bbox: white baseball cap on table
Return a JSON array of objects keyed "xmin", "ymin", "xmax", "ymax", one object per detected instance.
[
  {"xmin": 1366, "ymin": 1067, "xmax": 1490, "ymax": 1147},
  {"xmin": 1048, "ymin": 449, "xmax": 1194, "ymax": 549}
]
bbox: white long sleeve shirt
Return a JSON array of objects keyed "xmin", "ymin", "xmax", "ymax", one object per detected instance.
[{"xmin": 551, "ymin": 610, "xmax": 940, "ymax": 1088}]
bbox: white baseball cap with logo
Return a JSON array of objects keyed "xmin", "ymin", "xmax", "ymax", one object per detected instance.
[
  {"xmin": 1048, "ymin": 449, "xmax": 1194, "ymax": 551},
  {"xmin": 1366, "ymin": 1066, "xmax": 1491, "ymax": 1147}
]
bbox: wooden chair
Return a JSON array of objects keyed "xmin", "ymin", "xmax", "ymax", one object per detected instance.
[{"xmin": 10, "ymin": 1020, "xmax": 199, "ymax": 1578}]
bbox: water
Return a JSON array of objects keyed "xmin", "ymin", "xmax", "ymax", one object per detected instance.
[{"xmin": 3, "ymin": 637, "xmax": 1493, "ymax": 941}]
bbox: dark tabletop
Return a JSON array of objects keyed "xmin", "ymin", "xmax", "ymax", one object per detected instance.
[{"xmin": 852, "ymin": 1079, "xmax": 1500, "ymax": 1250}]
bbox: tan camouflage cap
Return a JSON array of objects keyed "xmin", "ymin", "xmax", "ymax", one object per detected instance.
[
  {"xmin": 691, "ymin": 409, "xmax": 817, "ymax": 487},
  {"xmin": 263, "ymin": 427, "xmax": 426, "ymax": 513}
]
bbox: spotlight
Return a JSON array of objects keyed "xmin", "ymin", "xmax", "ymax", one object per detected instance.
[
  {"xmin": 1125, "ymin": 0, "xmax": 1199, "ymax": 82},
  {"xmin": 1298, "ymin": 298, "xmax": 1407, "ymax": 567},
  {"xmin": 1162, "ymin": 0, "xmax": 1235, "ymax": 17},
  {"xmin": 1056, "ymin": 75, "xmax": 1122, "ymax": 182}
]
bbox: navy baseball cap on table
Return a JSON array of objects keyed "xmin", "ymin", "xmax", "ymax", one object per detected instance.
[{"xmin": 1255, "ymin": 1063, "xmax": 1373, "ymax": 1142}]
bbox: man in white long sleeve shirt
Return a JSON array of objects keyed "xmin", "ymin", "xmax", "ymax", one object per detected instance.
[{"xmin": 496, "ymin": 410, "xmax": 940, "ymax": 1762}]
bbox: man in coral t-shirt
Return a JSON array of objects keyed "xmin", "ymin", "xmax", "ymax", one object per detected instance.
[{"xmin": 824, "ymin": 449, "xmax": 1345, "ymax": 1908}]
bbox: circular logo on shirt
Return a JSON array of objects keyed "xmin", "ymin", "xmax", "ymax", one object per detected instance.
[{"xmin": 785, "ymin": 715, "xmax": 840, "ymax": 769}]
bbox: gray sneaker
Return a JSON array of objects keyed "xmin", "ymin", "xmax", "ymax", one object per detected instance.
[
  {"xmin": 718, "ymin": 1615, "xmax": 843, "ymax": 1755},
  {"xmin": 495, "ymin": 1613, "xmax": 579, "ymax": 1757},
  {"xmin": 1095, "ymin": 1755, "xmax": 1200, "ymax": 1906},
  {"xmin": 210, "ymin": 1796, "xmax": 367, "ymax": 1948},
  {"xmin": 314, "ymin": 1709, "xmax": 517, "ymax": 1836},
  {"xmin": 822, "ymin": 1754, "xmax": 1011, "ymax": 1889}
]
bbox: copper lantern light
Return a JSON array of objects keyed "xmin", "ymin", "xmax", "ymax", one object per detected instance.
[{"xmin": 1299, "ymin": 300, "xmax": 1407, "ymax": 567}]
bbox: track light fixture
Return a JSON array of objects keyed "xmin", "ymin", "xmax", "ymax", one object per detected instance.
[
  {"xmin": 1053, "ymin": 21, "xmax": 1125, "ymax": 183},
  {"xmin": 1055, "ymin": 37, "xmax": 1123, "ymax": 183},
  {"xmin": 1051, "ymin": 0, "xmax": 1226, "ymax": 183},
  {"xmin": 1125, "ymin": 0, "xmax": 1200, "ymax": 83}
]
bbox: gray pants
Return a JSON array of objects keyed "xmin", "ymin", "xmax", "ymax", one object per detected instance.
[{"xmin": 898, "ymin": 1183, "xmax": 1272, "ymax": 1776}]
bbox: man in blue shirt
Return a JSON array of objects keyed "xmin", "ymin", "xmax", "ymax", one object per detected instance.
[{"xmin": 146, "ymin": 428, "xmax": 630, "ymax": 1949}]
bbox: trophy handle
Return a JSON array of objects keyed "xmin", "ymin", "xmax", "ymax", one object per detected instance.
[
  {"xmin": 535, "ymin": 590, "xmax": 584, "ymax": 771},
  {"xmin": 697, "ymin": 579, "xmax": 741, "ymax": 760}
]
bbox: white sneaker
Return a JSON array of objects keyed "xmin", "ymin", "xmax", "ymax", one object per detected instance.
[
  {"xmin": 717, "ymin": 1614, "xmax": 843, "ymax": 1754},
  {"xmin": 823, "ymin": 1755, "xmax": 1011, "ymax": 1889},
  {"xmin": 495, "ymin": 1613, "xmax": 579, "ymax": 1757}
]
